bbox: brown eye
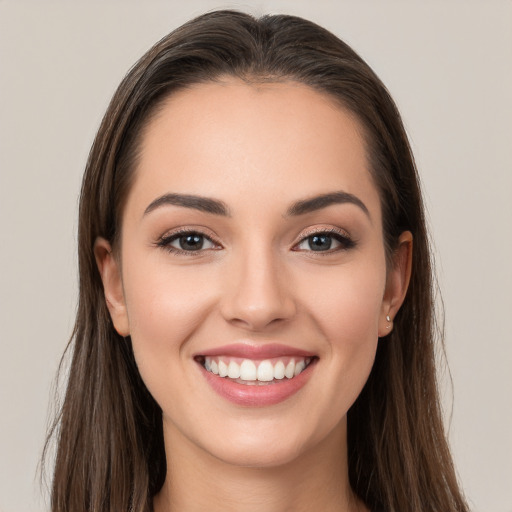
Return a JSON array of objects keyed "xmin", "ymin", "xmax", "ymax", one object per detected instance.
[
  {"xmin": 158, "ymin": 231, "xmax": 217, "ymax": 254},
  {"xmin": 174, "ymin": 233, "xmax": 207, "ymax": 251}
]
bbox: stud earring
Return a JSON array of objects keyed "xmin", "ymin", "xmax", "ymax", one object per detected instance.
[
  {"xmin": 385, "ymin": 315, "xmax": 392, "ymax": 329},
  {"xmin": 386, "ymin": 315, "xmax": 391, "ymax": 322}
]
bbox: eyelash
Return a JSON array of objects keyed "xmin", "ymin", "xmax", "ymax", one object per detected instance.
[
  {"xmin": 155, "ymin": 228, "xmax": 221, "ymax": 256},
  {"xmin": 292, "ymin": 228, "xmax": 356, "ymax": 254},
  {"xmin": 155, "ymin": 227, "xmax": 355, "ymax": 256}
]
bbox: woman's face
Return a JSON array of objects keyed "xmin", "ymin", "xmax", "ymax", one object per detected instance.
[{"xmin": 97, "ymin": 79, "xmax": 410, "ymax": 468}]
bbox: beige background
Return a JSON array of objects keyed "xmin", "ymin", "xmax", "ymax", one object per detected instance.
[{"xmin": 1, "ymin": 1, "xmax": 511, "ymax": 511}]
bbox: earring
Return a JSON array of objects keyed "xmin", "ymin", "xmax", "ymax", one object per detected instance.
[{"xmin": 386, "ymin": 314, "xmax": 392, "ymax": 329}]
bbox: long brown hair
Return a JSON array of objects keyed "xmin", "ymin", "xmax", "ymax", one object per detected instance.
[{"xmin": 44, "ymin": 10, "xmax": 468, "ymax": 512}]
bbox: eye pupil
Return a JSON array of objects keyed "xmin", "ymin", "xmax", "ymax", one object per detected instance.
[
  {"xmin": 180, "ymin": 234, "xmax": 203, "ymax": 250},
  {"xmin": 309, "ymin": 235, "xmax": 332, "ymax": 251}
]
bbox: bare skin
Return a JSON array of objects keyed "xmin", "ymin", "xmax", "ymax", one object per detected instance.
[
  {"xmin": 153, "ymin": 419, "xmax": 358, "ymax": 512},
  {"xmin": 95, "ymin": 79, "xmax": 411, "ymax": 512}
]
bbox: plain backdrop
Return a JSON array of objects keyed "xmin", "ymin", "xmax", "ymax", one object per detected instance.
[{"xmin": 1, "ymin": 1, "xmax": 511, "ymax": 511}]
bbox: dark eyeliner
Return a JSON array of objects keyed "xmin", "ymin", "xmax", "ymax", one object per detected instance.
[
  {"xmin": 155, "ymin": 228, "xmax": 219, "ymax": 256},
  {"xmin": 293, "ymin": 228, "xmax": 356, "ymax": 253}
]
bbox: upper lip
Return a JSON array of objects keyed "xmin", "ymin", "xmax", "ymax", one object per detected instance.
[{"xmin": 196, "ymin": 343, "xmax": 316, "ymax": 359}]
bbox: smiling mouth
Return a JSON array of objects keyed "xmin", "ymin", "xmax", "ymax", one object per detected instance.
[{"xmin": 195, "ymin": 355, "xmax": 317, "ymax": 385}]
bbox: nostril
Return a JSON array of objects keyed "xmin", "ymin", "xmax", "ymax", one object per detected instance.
[
  {"xmin": 219, "ymin": 263, "xmax": 297, "ymax": 331},
  {"xmin": 227, "ymin": 315, "xmax": 291, "ymax": 332},
  {"xmin": 223, "ymin": 297, "xmax": 297, "ymax": 331}
]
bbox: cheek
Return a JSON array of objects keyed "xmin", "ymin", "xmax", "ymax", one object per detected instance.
[
  {"xmin": 121, "ymin": 255, "xmax": 218, "ymax": 366},
  {"xmin": 303, "ymin": 262, "xmax": 386, "ymax": 342},
  {"xmin": 121, "ymin": 260, "xmax": 221, "ymax": 421},
  {"xmin": 298, "ymin": 258, "xmax": 386, "ymax": 403}
]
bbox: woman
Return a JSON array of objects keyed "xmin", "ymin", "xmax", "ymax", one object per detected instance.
[{"xmin": 45, "ymin": 10, "xmax": 469, "ymax": 512}]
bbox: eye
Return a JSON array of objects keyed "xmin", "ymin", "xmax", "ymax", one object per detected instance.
[
  {"xmin": 294, "ymin": 230, "xmax": 355, "ymax": 253},
  {"xmin": 157, "ymin": 230, "xmax": 218, "ymax": 254}
]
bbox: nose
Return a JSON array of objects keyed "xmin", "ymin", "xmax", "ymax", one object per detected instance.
[{"xmin": 220, "ymin": 246, "xmax": 297, "ymax": 331}]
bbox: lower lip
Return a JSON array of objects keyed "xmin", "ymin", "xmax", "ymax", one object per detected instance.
[{"xmin": 198, "ymin": 359, "xmax": 317, "ymax": 406}]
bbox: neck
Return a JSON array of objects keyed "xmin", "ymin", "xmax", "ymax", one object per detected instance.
[{"xmin": 153, "ymin": 418, "xmax": 367, "ymax": 512}]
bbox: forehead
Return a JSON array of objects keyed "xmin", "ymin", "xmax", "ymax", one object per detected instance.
[{"xmin": 126, "ymin": 79, "xmax": 380, "ymax": 221}]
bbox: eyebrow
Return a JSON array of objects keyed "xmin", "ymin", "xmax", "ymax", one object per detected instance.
[
  {"xmin": 286, "ymin": 191, "xmax": 370, "ymax": 218},
  {"xmin": 143, "ymin": 190, "xmax": 370, "ymax": 220},
  {"xmin": 144, "ymin": 193, "xmax": 230, "ymax": 217}
]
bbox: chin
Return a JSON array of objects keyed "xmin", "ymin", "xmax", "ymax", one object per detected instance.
[
  {"xmin": 209, "ymin": 437, "xmax": 308, "ymax": 469},
  {"xmin": 193, "ymin": 415, "xmax": 343, "ymax": 470}
]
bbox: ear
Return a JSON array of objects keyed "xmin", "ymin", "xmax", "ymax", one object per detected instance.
[
  {"xmin": 94, "ymin": 237, "xmax": 130, "ymax": 336},
  {"xmin": 378, "ymin": 231, "xmax": 413, "ymax": 337}
]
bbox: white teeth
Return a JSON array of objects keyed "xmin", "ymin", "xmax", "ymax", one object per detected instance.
[
  {"xmin": 203, "ymin": 356, "xmax": 312, "ymax": 382},
  {"xmin": 274, "ymin": 361, "xmax": 285, "ymax": 380},
  {"xmin": 257, "ymin": 360, "xmax": 274, "ymax": 382},
  {"xmin": 294, "ymin": 360, "xmax": 306, "ymax": 376},
  {"xmin": 218, "ymin": 360, "xmax": 228, "ymax": 377},
  {"xmin": 227, "ymin": 361, "xmax": 240, "ymax": 379},
  {"xmin": 284, "ymin": 361, "xmax": 295, "ymax": 379},
  {"xmin": 240, "ymin": 359, "xmax": 257, "ymax": 380}
]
